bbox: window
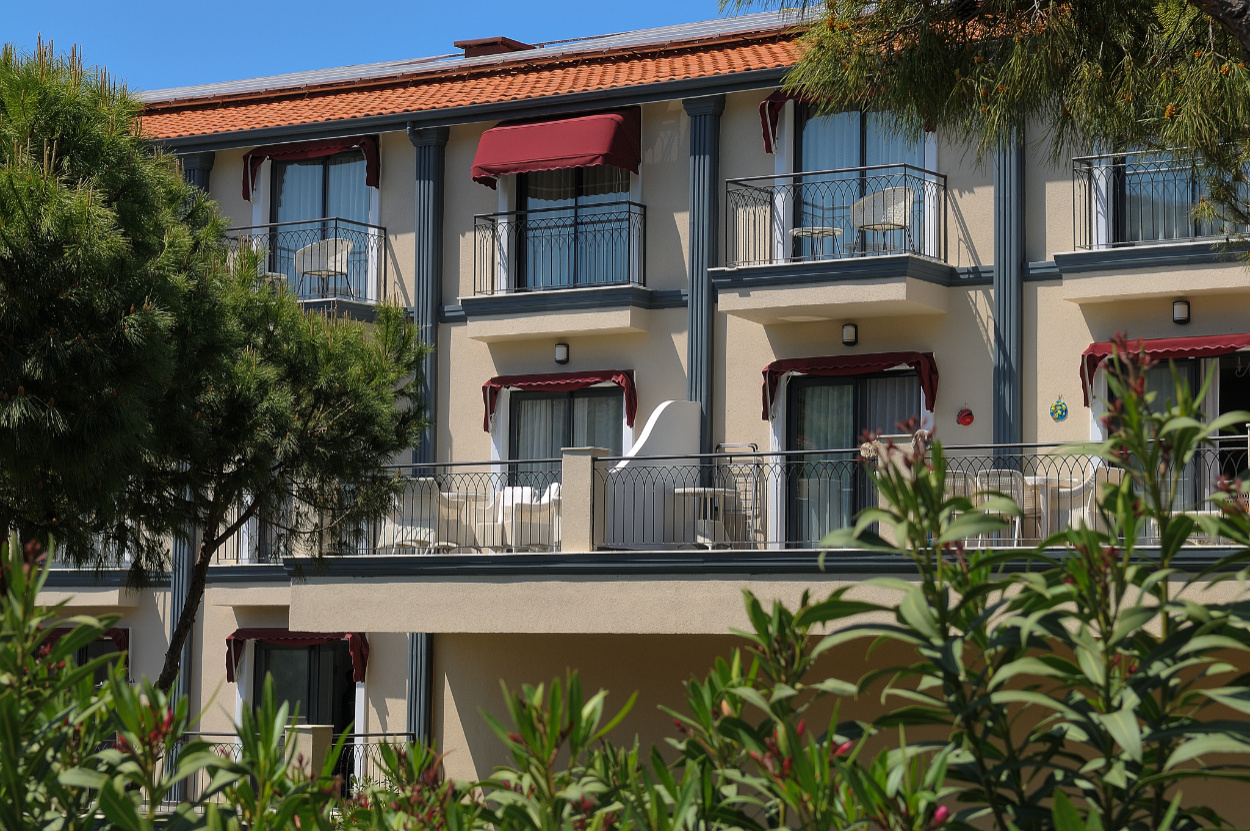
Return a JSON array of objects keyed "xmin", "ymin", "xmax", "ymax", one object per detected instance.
[
  {"xmin": 269, "ymin": 151, "xmax": 374, "ymax": 300},
  {"xmin": 516, "ymin": 167, "xmax": 632, "ymax": 290},
  {"xmin": 510, "ymin": 388, "xmax": 624, "ymax": 461},
  {"xmin": 786, "ymin": 373, "xmax": 920, "ymax": 545},
  {"xmin": 254, "ymin": 641, "xmax": 356, "ymax": 731},
  {"xmin": 75, "ymin": 638, "xmax": 125, "ymax": 687},
  {"xmin": 271, "ymin": 151, "xmax": 371, "ymax": 226},
  {"xmin": 792, "ymin": 108, "xmax": 934, "ymax": 258}
]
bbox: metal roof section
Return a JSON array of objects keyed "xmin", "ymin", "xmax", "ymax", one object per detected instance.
[{"xmin": 139, "ymin": 9, "xmax": 807, "ymax": 104}]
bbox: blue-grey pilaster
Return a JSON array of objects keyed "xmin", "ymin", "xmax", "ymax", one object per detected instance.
[
  {"xmin": 406, "ymin": 632, "xmax": 433, "ymax": 743},
  {"xmin": 407, "ymin": 124, "xmax": 449, "ymax": 465},
  {"xmin": 683, "ymin": 95, "xmax": 725, "ymax": 455},
  {"xmin": 179, "ymin": 151, "xmax": 215, "ymax": 191},
  {"xmin": 165, "ymin": 530, "xmax": 195, "ymax": 801},
  {"xmin": 993, "ymin": 130, "xmax": 1025, "ymax": 446}
]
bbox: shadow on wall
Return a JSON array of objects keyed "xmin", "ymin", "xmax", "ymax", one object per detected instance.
[{"xmin": 432, "ymin": 631, "xmax": 919, "ymax": 782}]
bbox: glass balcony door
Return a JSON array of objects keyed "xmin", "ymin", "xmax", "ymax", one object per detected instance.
[
  {"xmin": 795, "ymin": 110, "xmax": 927, "ymax": 259},
  {"xmin": 786, "ymin": 373, "xmax": 920, "ymax": 546},
  {"xmin": 517, "ymin": 167, "xmax": 630, "ymax": 290},
  {"xmin": 510, "ymin": 389, "xmax": 623, "ymax": 487},
  {"xmin": 271, "ymin": 152, "xmax": 371, "ymax": 299}
]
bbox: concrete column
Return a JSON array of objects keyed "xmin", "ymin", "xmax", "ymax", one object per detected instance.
[
  {"xmin": 993, "ymin": 130, "xmax": 1025, "ymax": 446},
  {"xmin": 683, "ymin": 95, "xmax": 725, "ymax": 455},
  {"xmin": 288, "ymin": 725, "xmax": 334, "ymax": 776},
  {"xmin": 407, "ymin": 124, "xmax": 449, "ymax": 465},
  {"xmin": 178, "ymin": 151, "xmax": 215, "ymax": 191},
  {"xmin": 560, "ymin": 447, "xmax": 610, "ymax": 553},
  {"xmin": 406, "ymin": 632, "xmax": 433, "ymax": 744}
]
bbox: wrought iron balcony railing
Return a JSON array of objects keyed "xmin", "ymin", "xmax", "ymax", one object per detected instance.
[
  {"xmin": 1072, "ymin": 151, "xmax": 1250, "ymax": 250},
  {"xmin": 226, "ymin": 217, "xmax": 388, "ymax": 303},
  {"xmin": 724, "ymin": 163, "xmax": 947, "ymax": 268},
  {"xmin": 203, "ymin": 435, "xmax": 1250, "ymax": 563},
  {"xmin": 473, "ymin": 201, "xmax": 645, "ymax": 295}
]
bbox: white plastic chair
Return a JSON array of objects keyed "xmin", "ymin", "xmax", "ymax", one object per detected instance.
[
  {"xmin": 976, "ymin": 469, "xmax": 1028, "ymax": 546},
  {"xmin": 851, "ymin": 187, "xmax": 915, "ymax": 253},
  {"xmin": 294, "ymin": 238, "xmax": 353, "ymax": 298}
]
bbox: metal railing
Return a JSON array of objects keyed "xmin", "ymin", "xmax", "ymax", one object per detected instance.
[
  {"xmin": 473, "ymin": 201, "xmax": 645, "ymax": 294},
  {"xmin": 593, "ymin": 437, "xmax": 1250, "ymax": 550},
  {"xmin": 724, "ymin": 164, "xmax": 947, "ymax": 268},
  {"xmin": 341, "ymin": 732, "xmax": 416, "ymax": 792},
  {"xmin": 181, "ymin": 733, "xmax": 242, "ymax": 804},
  {"xmin": 1073, "ymin": 151, "xmax": 1250, "ymax": 250},
  {"xmin": 367, "ymin": 461, "xmax": 564, "ymax": 554},
  {"xmin": 226, "ymin": 217, "xmax": 388, "ymax": 303}
]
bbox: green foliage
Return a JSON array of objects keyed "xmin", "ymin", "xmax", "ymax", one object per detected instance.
[
  {"xmin": 734, "ymin": 0, "xmax": 1250, "ymax": 228},
  {"xmin": 0, "ymin": 40, "xmax": 429, "ymax": 688},
  {"xmin": 0, "ymin": 40, "xmax": 230, "ymax": 556}
]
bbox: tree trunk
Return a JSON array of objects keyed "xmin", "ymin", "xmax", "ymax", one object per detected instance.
[
  {"xmin": 1188, "ymin": 0, "xmax": 1250, "ymax": 56},
  {"xmin": 155, "ymin": 536, "xmax": 215, "ymax": 693}
]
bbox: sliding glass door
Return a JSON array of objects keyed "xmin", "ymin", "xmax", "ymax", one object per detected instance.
[{"xmin": 786, "ymin": 373, "xmax": 920, "ymax": 545}]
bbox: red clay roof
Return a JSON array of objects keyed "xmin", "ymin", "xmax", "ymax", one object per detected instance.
[{"xmin": 141, "ymin": 34, "xmax": 800, "ymax": 140}]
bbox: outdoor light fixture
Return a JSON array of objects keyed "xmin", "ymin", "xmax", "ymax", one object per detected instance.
[
  {"xmin": 841, "ymin": 323, "xmax": 859, "ymax": 346},
  {"xmin": 554, "ymin": 342, "xmax": 570, "ymax": 364},
  {"xmin": 1173, "ymin": 299, "xmax": 1191, "ymax": 325}
]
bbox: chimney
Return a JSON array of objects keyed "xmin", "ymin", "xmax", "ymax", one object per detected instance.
[{"xmin": 453, "ymin": 36, "xmax": 536, "ymax": 58}]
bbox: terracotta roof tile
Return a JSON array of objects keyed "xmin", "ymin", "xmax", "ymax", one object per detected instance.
[{"xmin": 142, "ymin": 35, "xmax": 800, "ymax": 140}]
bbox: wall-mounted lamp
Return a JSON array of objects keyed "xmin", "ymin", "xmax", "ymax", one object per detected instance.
[
  {"xmin": 554, "ymin": 342, "xmax": 570, "ymax": 364},
  {"xmin": 841, "ymin": 323, "xmax": 859, "ymax": 347},
  {"xmin": 1173, "ymin": 299, "xmax": 1191, "ymax": 325}
]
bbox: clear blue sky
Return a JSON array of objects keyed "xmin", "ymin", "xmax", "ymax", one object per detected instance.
[{"xmin": 8, "ymin": 0, "xmax": 734, "ymax": 93}]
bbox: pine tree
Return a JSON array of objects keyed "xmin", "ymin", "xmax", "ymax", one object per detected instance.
[{"xmin": 0, "ymin": 41, "xmax": 428, "ymax": 690}]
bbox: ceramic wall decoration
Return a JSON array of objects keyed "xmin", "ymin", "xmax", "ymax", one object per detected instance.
[{"xmin": 1050, "ymin": 396, "xmax": 1068, "ymax": 422}]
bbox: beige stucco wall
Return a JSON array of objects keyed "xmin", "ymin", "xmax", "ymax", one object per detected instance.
[
  {"xmin": 379, "ymin": 131, "xmax": 416, "ymax": 305},
  {"xmin": 716, "ymin": 284, "xmax": 997, "ymax": 449},
  {"xmin": 287, "ymin": 573, "xmax": 902, "ymax": 635},
  {"xmin": 642, "ymin": 99, "xmax": 693, "ymax": 291},
  {"xmin": 207, "ymin": 148, "xmax": 251, "ymax": 228}
]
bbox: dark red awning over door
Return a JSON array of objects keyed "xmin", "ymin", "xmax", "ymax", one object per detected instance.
[
  {"xmin": 470, "ymin": 109, "xmax": 641, "ymax": 187},
  {"xmin": 225, "ymin": 629, "xmax": 369, "ymax": 683},
  {"xmin": 482, "ymin": 370, "xmax": 637, "ymax": 431},
  {"xmin": 1079, "ymin": 333, "xmax": 1250, "ymax": 406},
  {"xmin": 762, "ymin": 352, "xmax": 939, "ymax": 420},
  {"xmin": 759, "ymin": 89, "xmax": 802, "ymax": 154}
]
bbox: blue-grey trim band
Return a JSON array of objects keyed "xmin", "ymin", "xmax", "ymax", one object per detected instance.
[
  {"xmin": 1054, "ymin": 239, "xmax": 1250, "ymax": 276},
  {"xmin": 449, "ymin": 286, "xmax": 687, "ymax": 321}
]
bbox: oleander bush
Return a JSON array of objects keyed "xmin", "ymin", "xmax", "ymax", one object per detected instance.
[{"xmin": 8, "ymin": 337, "xmax": 1250, "ymax": 830}]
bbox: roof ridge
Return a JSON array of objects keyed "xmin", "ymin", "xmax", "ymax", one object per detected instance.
[{"xmin": 142, "ymin": 11, "xmax": 809, "ymax": 109}]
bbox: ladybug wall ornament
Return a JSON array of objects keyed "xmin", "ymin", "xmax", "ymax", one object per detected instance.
[
  {"xmin": 1050, "ymin": 397, "xmax": 1068, "ymax": 422},
  {"xmin": 956, "ymin": 407, "xmax": 974, "ymax": 426}
]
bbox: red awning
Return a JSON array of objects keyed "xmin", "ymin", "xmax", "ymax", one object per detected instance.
[
  {"xmin": 225, "ymin": 629, "xmax": 369, "ymax": 683},
  {"xmin": 1080, "ymin": 333, "xmax": 1250, "ymax": 406},
  {"xmin": 482, "ymin": 370, "xmax": 637, "ymax": 431},
  {"xmin": 242, "ymin": 136, "xmax": 380, "ymax": 201},
  {"xmin": 760, "ymin": 89, "xmax": 803, "ymax": 154},
  {"xmin": 762, "ymin": 352, "xmax": 939, "ymax": 419},
  {"xmin": 471, "ymin": 109, "xmax": 642, "ymax": 188},
  {"xmin": 46, "ymin": 626, "xmax": 130, "ymax": 666}
]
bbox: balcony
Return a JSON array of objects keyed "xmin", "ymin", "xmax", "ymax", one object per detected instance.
[
  {"xmin": 1061, "ymin": 152, "xmax": 1250, "ymax": 303},
  {"xmin": 211, "ymin": 436, "xmax": 1248, "ymax": 565},
  {"xmin": 226, "ymin": 218, "xmax": 389, "ymax": 320},
  {"xmin": 714, "ymin": 164, "xmax": 951, "ymax": 323},
  {"xmin": 463, "ymin": 201, "xmax": 654, "ymax": 341},
  {"xmin": 1072, "ymin": 151, "xmax": 1249, "ymax": 251},
  {"xmin": 472, "ymin": 201, "xmax": 645, "ymax": 295}
]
